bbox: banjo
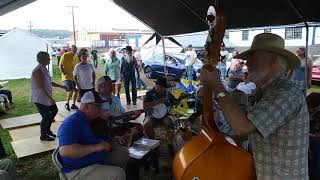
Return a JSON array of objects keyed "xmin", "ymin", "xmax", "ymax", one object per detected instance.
[
  {"xmin": 110, "ymin": 102, "xmax": 168, "ymax": 125},
  {"xmin": 91, "ymin": 102, "xmax": 168, "ymax": 138}
]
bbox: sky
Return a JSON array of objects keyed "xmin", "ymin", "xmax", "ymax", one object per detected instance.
[{"xmin": 0, "ymin": 0, "xmax": 150, "ymax": 31}]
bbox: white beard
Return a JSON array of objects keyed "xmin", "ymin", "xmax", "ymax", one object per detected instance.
[{"xmin": 126, "ymin": 53, "xmax": 133, "ymax": 63}]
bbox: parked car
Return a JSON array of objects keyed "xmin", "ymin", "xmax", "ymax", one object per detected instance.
[
  {"xmin": 143, "ymin": 53, "xmax": 203, "ymax": 80},
  {"xmin": 312, "ymin": 57, "xmax": 320, "ymax": 82},
  {"xmin": 100, "ymin": 47, "xmax": 126, "ymax": 62}
]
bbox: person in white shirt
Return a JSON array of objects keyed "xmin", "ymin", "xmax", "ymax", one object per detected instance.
[
  {"xmin": 184, "ymin": 44, "xmax": 197, "ymax": 86},
  {"xmin": 236, "ymin": 72, "xmax": 256, "ymax": 95},
  {"xmin": 73, "ymin": 48, "xmax": 96, "ymax": 98}
]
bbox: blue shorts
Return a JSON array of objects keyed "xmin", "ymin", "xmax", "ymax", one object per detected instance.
[{"xmin": 63, "ymin": 80, "xmax": 76, "ymax": 91}]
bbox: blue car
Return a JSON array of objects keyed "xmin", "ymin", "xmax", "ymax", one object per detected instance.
[{"xmin": 143, "ymin": 53, "xmax": 203, "ymax": 80}]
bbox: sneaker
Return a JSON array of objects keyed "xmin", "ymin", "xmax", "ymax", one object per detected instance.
[
  {"xmin": 133, "ymin": 102, "xmax": 136, "ymax": 105},
  {"xmin": 40, "ymin": 135, "xmax": 55, "ymax": 141},
  {"xmin": 65, "ymin": 103, "xmax": 71, "ymax": 111},
  {"xmin": 127, "ymin": 102, "xmax": 131, "ymax": 105},
  {"xmin": 71, "ymin": 104, "xmax": 78, "ymax": 110},
  {"xmin": 47, "ymin": 131, "xmax": 57, "ymax": 138}
]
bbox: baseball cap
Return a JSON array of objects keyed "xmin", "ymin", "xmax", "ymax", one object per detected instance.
[
  {"xmin": 81, "ymin": 91, "xmax": 104, "ymax": 104},
  {"xmin": 79, "ymin": 51, "xmax": 89, "ymax": 56},
  {"xmin": 187, "ymin": 44, "xmax": 192, "ymax": 48},
  {"xmin": 96, "ymin": 76, "xmax": 116, "ymax": 86}
]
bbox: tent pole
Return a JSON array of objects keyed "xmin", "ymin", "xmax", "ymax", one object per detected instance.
[
  {"xmin": 46, "ymin": 43, "xmax": 50, "ymax": 74},
  {"xmin": 176, "ymin": 0, "xmax": 208, "ymax": 25},
  {"xmin": 305, "ymin": 26, "xmax": 309, "ymax": 95},
  {"xmin": 161, "ymin": 37, "xmax": 168, "ymax": 77},
  {"xmin": 287, "ymin": 0, "xmax": 309, "ymax": 95}
]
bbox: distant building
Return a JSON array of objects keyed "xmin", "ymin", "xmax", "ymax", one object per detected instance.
[
  {"xmin": 68, "ymin": 27, "xmax": 153, "ymax": 48},
  {"xmin": 226, "ymin": 24, "xmax": 320, "ymax": 56},
  {"xmin": 45, "ymin": 37, "xmax": 68, "ymax": 49}
]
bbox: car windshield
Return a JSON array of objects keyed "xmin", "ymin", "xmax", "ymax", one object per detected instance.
[{"xmin": 314, "ymin": 57, "xmax": 320, "ymax": 66}]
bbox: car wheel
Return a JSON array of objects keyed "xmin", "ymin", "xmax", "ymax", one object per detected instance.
[
  {"xmin": 181, "ymin": 70, "xmax": 187, "ymax": 79},
  {"xmin": 145, "ymin": 66, "xmax": 153, "ymax": 79}
]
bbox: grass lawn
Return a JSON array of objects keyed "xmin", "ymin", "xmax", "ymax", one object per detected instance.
[
  {"xmin": 0, "ymin": 59, "xmax": 319, "ymax": 179},
  {"xmin": 0, "ymin": 62, "xmax": 108, "ymax": 180}
]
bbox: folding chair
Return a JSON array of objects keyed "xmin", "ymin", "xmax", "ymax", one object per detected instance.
[{"xmin": 52, "ymin": 147, "xmax": 68, "ymax": 180}]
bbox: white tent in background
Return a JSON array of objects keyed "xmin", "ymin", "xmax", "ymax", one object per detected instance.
[
  {"xmin": 140, "ymin": 31, "xmax": 235, "ymax": 62},
  {"xmin": 0, "ymin": 28, "xmax": 52, "ymax": 80},
  {"xmin": 171, "ymin": 31, "xmax": 235, "ymax": 48},
  {"xmin": 140, "ymin": 38, "xmax": 183, "ymax": 63}
]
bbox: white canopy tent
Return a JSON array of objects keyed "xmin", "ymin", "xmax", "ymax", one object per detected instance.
[
  {"xmin": 171, "ymin": 31, "xmax": 235, "ymax": 48},
  {"xmin": 0, "ymin": 28, "xmax": 52, "ymax": 80}
]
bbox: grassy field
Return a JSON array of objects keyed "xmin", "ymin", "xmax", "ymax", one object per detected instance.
[
  {"xmin": 0, "ymin": 60, "xmax": 319, "ymax": 179},
  {"xmin": 0, "ymin": 61, "xmax": 108, "ymax": 180}
]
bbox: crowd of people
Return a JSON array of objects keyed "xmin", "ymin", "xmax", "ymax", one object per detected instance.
[{"xmin": 1, "ymin": 32, "xmax": 320, "ymax": 179}]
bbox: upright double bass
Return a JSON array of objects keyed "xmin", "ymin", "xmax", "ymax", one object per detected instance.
[{"xmin": 172, "ymin": 6, "xmax": 256, "ymax": 180}]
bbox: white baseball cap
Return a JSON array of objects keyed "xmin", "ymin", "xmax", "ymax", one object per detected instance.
[{"xmin": 81, "ymin": 91, "xmax": 103, "ymax": 104}]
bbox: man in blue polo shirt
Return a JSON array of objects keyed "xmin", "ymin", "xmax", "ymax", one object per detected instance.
[{"xmin": 58, "ymin": 91, "xmax": 127, "ymax": 180}]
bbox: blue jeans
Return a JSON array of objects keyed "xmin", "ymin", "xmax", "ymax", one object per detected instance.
[
  {"xmin": 219, "ymin": 67, "xmax": 226, "ymax": 79},
  {"xmin": 93, "ymin": 58, "xmax": 98, "ymax": 68},
  {"xmin": 186, "ymin": 66, "xmax": 194, "ymax": 86},
  {"xmin": 135, "ymin": 70, "xmax": 147, "ymax": 89},
  {"xmin": 136, "ymin": 79, "xmax": 147, "ymax": 89},
  {"xmin": 35, "ymin": 103, "xmax": 58, "ymax": 137},
  {"xmin": 124, "ymin": 76, "xmax": 137, "ymax": 104}
]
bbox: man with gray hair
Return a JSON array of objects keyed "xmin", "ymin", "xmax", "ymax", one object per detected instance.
[
  {"xmin": 31, "ymin": 51, "xmax": 65, "ymax": 141},
  {"xmin": 201, "ymin": 33, "xmax": 309, "ymax": 179}
]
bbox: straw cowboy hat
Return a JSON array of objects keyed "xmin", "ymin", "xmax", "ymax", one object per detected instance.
[{"xmin": 234, "ymin": 33, "xmax": 300, "ymax": 70}]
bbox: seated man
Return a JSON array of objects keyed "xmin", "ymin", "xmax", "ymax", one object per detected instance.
[
  {"xmin": 0, "ymin": 84, "xmax": 13, "ymax": 107},
  {"xmin": 227, "ymin": 61, "xmax": 245, "ymax": 90},
  {"xmin": 236, "ymin": 72, "xmax": 256, "ymax": 95},
  {"xmin": 58, "ymin": 91, "xmax": 128, "ymax": 180},
  {"xmin": 96, "ymin": 76, "xmax": 144, "ymax": 145},
  {"xmin": 143, "ymin": 77, "xmax": 174, "ymax": 139},
  {"xmin": 0, "ymin": 158, "xmax": 18, "ymax": 180}
]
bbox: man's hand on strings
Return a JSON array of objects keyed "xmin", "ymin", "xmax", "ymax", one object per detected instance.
[{"xmin": 200, "ymin": 66, "xmax": 223, "ymax": 90}]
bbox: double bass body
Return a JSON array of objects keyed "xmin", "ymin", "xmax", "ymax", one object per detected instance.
[{"xmin": 172, "ymin": 6, "xmax": 256, "ymax": 180}]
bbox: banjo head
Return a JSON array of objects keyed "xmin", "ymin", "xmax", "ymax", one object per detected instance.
[{"xmin": 152, "ymin": 103, "xmax": 168, "ymax": 119}]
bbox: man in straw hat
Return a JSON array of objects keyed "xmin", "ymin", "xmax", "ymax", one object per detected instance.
[{"xmin": 201, "ymin": 33, "xmax": 309, "ymax": 179}]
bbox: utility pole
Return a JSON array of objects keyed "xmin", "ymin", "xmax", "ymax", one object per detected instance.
[
  {"xmin": 28, "ymin": 21, "xmax": 33, "ymax": 32},
  {"xmin": 66, "ymin": 6, "xmax": 78, "ymax": 45}
]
